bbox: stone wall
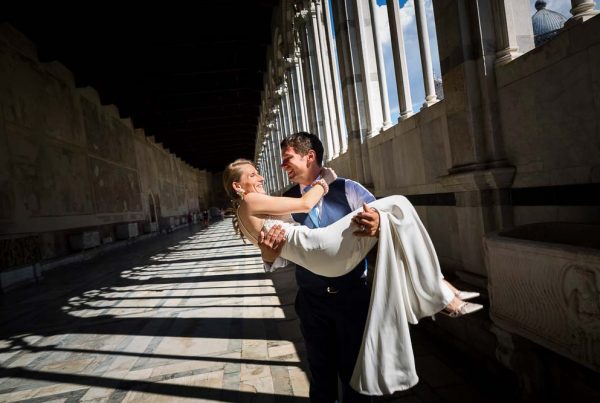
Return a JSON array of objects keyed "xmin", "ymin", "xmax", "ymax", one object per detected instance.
[
  {"xmin": 0, "ymin": 24, "xmax": 212, "ymax": 266},
  {"xmin": 365, "ymin": 101, "xmax": 463, "ymax": 270},
  {"xmin": 496, "ymin": 15, "xmax": 600, "ymax": 226}
]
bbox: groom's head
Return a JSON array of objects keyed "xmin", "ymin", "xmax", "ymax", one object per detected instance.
[{"xmin": 280, "ymin": 132, "xmax": 323, "ymax": 186}]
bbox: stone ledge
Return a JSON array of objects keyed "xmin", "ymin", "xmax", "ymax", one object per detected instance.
[{"xmin": 439, "ymin": 166, "xmax": 516, "ymax": 192}]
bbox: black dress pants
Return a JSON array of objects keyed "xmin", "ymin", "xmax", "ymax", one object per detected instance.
[{"xmin": 295, "ymin": 282, "xmax": 372, "ymax": 403}]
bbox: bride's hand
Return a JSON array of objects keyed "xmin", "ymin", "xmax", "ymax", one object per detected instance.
[{"xmin": 320, "ymin": 167, "xmax": 337, "ymax": 184}]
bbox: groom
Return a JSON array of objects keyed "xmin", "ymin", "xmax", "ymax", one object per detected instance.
[{"xmin": 260, "ymin": 132, "xmax": 380, "ymax": 403}]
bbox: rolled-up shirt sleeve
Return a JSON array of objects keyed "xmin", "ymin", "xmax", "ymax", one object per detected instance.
[
  {"xmin": 263, "ymin": 256, "xmax": 294, "ymax": 272},
  {"xmin": 345, "ymin": 179, "xmax": 376, "ymax": 209}
]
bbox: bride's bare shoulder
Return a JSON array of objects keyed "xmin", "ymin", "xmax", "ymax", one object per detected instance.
[{"xmin": 243, "ymin": 192, "xmax": 272, "ymax": 203}]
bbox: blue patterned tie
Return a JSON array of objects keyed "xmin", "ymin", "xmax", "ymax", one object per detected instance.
[{"xmin": 304, "ymin": 185, "xmax": 320, "ymax": 227}]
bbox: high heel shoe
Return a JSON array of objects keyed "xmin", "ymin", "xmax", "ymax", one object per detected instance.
[
  {"xmin": 441, "ymin": 301, "xmax": 484, "ymax": 318},
  {"xmin": 443, "ymin": 280, "xmax": 480, "ymax": 301},
  {"xmin": 454, "ymin": 290, "xmax": 480, "ymax": 300}
]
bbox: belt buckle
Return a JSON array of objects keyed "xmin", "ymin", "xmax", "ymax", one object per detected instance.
[{"xmin": 326, "ymin": 286, "xmax": 339, "ymax": 294}]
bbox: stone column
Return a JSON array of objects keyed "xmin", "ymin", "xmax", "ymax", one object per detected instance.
[
  {"xmin": 386, "ymin": 0, "xmax": 413, "ymax": 120},
  {"xmin": 287, "ymin": 53, "xmax": 307, "ymax": 132},
  {"xmin": 323, "ymin": 0, "xmax": 348, "ymax": 154},
  {"xmin": 275, "ymin": 85, "xmax": 289, "ymax": 138},
  {"xmin": 330, "ymin": 0, "xmax": 375, "ymax": 185},
  {"xmin": 273, "ymin": 109, "xmax": 286, "ymax": 192},
  {"xmin": 296, "ymin": 9, "xmax": 319, "ymax": 134},
  {"xmin": 294, "ymin": 48, "xmax": 311, "ymax": 132},
  {"xmin": 307, "ymin": 1, "xmax": 335, "ymax": 161},
  {"xmin": 284, "ymin": 66, "xmax": 299, "ymax": 133},
  {"xmin": 369, "ymin": 0, "xmax": 391, "ymax": 130},
  {"xmin": 434, "ymin": 0, "xmax": 515, "ymax": 283},
  {"xmin": 276, "ymin": 94, "xmax": 292, "ymax": 187},
  {"xmin": 315, "ymin": 0, "xmax": 342, "ymax": 158},
  {"xmin": 492, "ymin": 0, "xmax": 535, "ymax": 66},
  {"xmin": 263, "ymin": 142, "xmax": 272, "ymax": 194},
  {"xmin": 566, "ymin": 0, "xmax": 599, "ymax": 27},
  {"xmin": 266, "ymin": 123, "xmax": 279, "ymax": 193},
  {"xmin": 283, "ymin": 81, "xmax": 295, "ymax": 139},
  {"xmin": 414, "ymin": 0, "xmax": 438, "ymax": 107},
  {"xmin": 267, "ymin": 142, "xmax": 278, "ymax": 194},
  {"xmin": 354, "ymin": 0, "xmax": 384, "ymax": 136}
]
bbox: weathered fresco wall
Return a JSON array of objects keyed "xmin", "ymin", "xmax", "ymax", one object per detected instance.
[{"xmin": 0, "ymin": 25, "xmax": 213, "ymax": 266}]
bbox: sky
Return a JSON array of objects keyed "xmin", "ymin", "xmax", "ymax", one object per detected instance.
[
  {"xmin": 371, "ymin": 0, "xmax": 444, "ymax": 120},
  {"xmin": 364, "ymin": 0, "xmax": 594, "ymax": 122}
]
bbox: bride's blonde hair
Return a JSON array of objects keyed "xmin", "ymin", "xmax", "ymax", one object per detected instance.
[{"xmin": 223, "ymin": 158, "xmax": 256, "ymax": 241}]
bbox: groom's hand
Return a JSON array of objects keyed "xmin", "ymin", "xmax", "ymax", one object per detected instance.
[
  {"xmin": 258, "ymin": 225, "xmax": 286, "ymax": 263},
  {"xmin": 352, "ymin": 203, "xmax": 380, "ymax": 237}
]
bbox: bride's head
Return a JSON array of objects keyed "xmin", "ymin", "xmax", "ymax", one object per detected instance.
[{"xmin": 223, "ymin": 159, "xmax": 265, "ymax": 201}]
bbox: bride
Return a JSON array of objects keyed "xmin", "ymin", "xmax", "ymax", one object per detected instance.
[{"xmin": 223, "ymin": 158, "xmax": 482, "ymax": 395}]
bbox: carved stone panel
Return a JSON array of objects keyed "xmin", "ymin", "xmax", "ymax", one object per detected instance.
[{"xmin": 485, "ymin": 224, "xmax": 600, "ymax": 371}]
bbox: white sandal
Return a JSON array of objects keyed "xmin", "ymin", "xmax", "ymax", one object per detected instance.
[
  {"xmin": 441, "ymin": 301, "xmax": 484, "ymax": 318},
  {"xmin": 455, "ymin": 290, "xmax": 480, "ymax": 300}
]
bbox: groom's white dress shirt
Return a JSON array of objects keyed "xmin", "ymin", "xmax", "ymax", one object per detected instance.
[{"xmin": 263, "ymin": 178, "xmax": 375, "ymax": 272}]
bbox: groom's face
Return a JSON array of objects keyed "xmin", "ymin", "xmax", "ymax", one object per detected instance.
[{"xmin": 281, "ymin": 146, "xmax": 313, "ymax": 185}]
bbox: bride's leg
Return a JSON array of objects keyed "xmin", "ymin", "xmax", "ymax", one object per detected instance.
[{"xmin": 443, "ymin": 279, "xmax": 460, "ymax": 295}]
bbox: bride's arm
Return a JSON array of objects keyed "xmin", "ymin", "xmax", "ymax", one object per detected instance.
[{"xmin": 244, "ymin": 183, "xmax": 326, "ymax": 215}]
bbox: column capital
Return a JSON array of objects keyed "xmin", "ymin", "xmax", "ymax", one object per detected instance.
[
  {"xmin": 275, "ymin": 84, "xmax": 288, "ymax": 97},
  {"xmin": 294, "ymin": 9, "xmax": 309, "ymax": 23},
  {"xmin": 283, "ymin": 56, "xmax": 297, "ymax": 68}
]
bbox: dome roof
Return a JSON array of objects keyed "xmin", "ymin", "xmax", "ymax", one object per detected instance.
[{"xmin": 532, "ymin": 1, "xmax": 568, "ymax": 46}]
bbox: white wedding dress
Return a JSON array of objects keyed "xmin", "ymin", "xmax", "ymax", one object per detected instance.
[{"xmin": 244, "ymin": 195, "xmax": 454, "ymax": 395}]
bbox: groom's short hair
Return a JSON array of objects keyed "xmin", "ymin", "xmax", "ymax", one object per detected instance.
[{"xmin": 280, "ymin": 132, "xmax": 324, "ymax": 166}]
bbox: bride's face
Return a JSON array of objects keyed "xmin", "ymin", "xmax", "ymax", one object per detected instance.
[{"xmin": 235, "ymin": 164, "xmax": 265, "ymax": 195}]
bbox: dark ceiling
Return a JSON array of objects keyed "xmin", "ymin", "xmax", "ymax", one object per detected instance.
[{"xmin": 2, "ymin": 2, "xmax": 278, "ymax": 172}]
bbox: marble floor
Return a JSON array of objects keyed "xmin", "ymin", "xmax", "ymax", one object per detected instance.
[{"xmin": 0, "ymin": 219, "xmax": 515, "ymax": 402}]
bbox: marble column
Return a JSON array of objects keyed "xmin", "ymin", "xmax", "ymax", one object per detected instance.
[
  {"xmin": 434, "ymin": 0, "xmax": 515, "ymax": 282},
  {"xmin": 330, "ymin": 0, "xmax": 376, "ymax": 185},
  {"xmin": 287, "ymin": 54, "xmax": 307, "ymax": 132},
  {"xmin": 414, "ymin": 0, "xmax": 438, "ymax": 107},
  {"xmin": 266, "ymin": 126, "xmax": 278, "ymax": 193},
  {"xmin": 566, "ymin": 0, "xmax": 599, "ymax": 26},
  {"xmin": 294, "ymin": 48, "xmax": 311, "ymax": 132},
  {"xmin": 276, "ymin": 96, "xmax": 291, "ymax": 187},
  {"xmin": 284, "ymin": 66, "xmax": 299, "ymax": 133},
  {"xmin": 307, "ymin": 1, "xmax": 335, "ymax": 161},
  {"xmin": 369, "ymin": 0, "xmax": 391, "ymax": 130},
  {"xmin": 492, "ymin": 0, "xmax": 535, "ymax": 66},
  {"xmin": 386, "ymin": 0, "xmax": 413, "ymax": 120},
  {"xmin": 315, "ymin": 0, "xmax": 342, "ymax": 159},
  {"xmin": 275, "ymin": 85, "xmax": 290, "ymax": 139},
  {"xmin": 267, "ymin": 142, "xmax": 278, "ymax": 194},
  {"xmin": 282, "ymin": 81, "xmax": 295, "ymax": 141},
  {"xmin": 323, "ymin": 0, "xmax": 348, "ymax": 154},
  {"xmin": 354, "ymin": 0, "xmax": 383, "ymax": 136},
  {"xmin": 296, "ymin": 9, "xmax": 319, "ymax": 134},
  {"xmin": 262, "ymin": 137, "xmax": 270, "ymax": 194},
  {"xmin": 273, "ymin": 109, "xmax": 286, "ymax": 192}
]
